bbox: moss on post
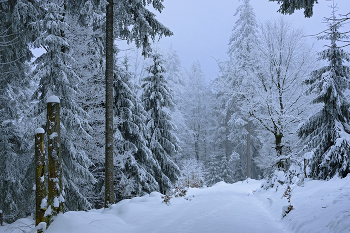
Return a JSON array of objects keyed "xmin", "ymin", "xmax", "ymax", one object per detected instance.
[
  {"xmin": 46, "ymin": 96, "xmax": 63, "ymax": 225},
  {"xmin": 35, "ymin": 128, "xmax": 46, "ymax": 231}
]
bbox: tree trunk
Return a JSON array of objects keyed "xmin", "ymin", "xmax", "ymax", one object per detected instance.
[
  {"xmin": 275, "ymin": 132, "xmax": 284, "ymax": 168},
  {"xmin": 47, "ymin": 97, "xmax": 63, "ymax": 224},
  {"xmin": 195, "ymin": 133, "xmax": 199, "ymax": 161},
  {"xmin": 246, "ymin": 120, "xmax": 251, "ymax": 179},
  {"xmin": 0, "ymin": 210, "xmax": 3, "ymax": 226},
  {"xmin": 105, "ymin": 0, "xmax": 115, "ymax": 208},
  {"xmin": 35, "ymin": 128, "xmax": 46, "ymax": 230},
  {"xmin": 225, "ymin": 111, "xmax": 231, "ymax": 161}
]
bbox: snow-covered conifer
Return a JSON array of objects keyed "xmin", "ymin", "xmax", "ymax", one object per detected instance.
[
  {"xmin": 217, "ymin": 0, "xmax": 261, "ymax": 179},
  {"xmin": 228, "ymin": 0, "xmax": 257, "ymax": 64},
  {"xmin": 206, "ymin": 156, "xmax": 223, "ymax": 187},
  {"xmin": 298, "ymin": 5, "xmax": 350, "ymax": 179},
  {"xmin": 161, "ymin": 47, "xmax": 189, "ymax": 163},
  {"xmin": 141, "ymin": 53, "xmax": 180, "ymax": 194},
  {"xmin": 269, "ymin": 0, "xmax": 318, "ymax": 17},
  {"xmin": 65, "ymin": 10, "xmax": 106, "ymax": 208},
  {"xmin": 220, "ymin": 156, "xmax": 235, "ymax": 184},
  {"xmin": 0, "ymin": 0, "xmax": 39, "ymax": 222},
  {"xmin": 31, "ymin": 0, "xmax": 94, "ymax": 211},
  {"xmin": 114, "ymin": 58, "xmax": 159, "ymax": 200}
]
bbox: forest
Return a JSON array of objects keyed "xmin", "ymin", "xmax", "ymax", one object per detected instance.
[{"xmin": 0, "ymin": 0, "xmax": 350, "ymax": 229}]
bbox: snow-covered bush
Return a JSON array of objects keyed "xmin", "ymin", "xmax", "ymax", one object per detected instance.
[{"xmin": 261, "ymin": 160, "xmax": 304, "ymax": 191}]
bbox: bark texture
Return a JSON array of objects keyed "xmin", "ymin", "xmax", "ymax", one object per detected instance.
[
  {"xmin": 246, "ymin": 120, "xmax": 251, "ymax": 178},
  {"xmin": 47, "ymin": 100, "xmax": 63, "ymax": 224},
  {"xmin": 104, "ymin": 0, "xmax": 115, "ymax": 208},
  {"xmin": 35, "ymin": 130, "xmax": 46, "ymax": 229}
]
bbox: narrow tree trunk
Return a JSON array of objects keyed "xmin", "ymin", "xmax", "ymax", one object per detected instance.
[
  {"xmin": 204, "ymin": 131, "xmax": 207, "ymax": 161},
  {"xmin": 0, "ymin": 210, "xmax": 3, "ymax": 226},
  {"xmin": 225, "ymin": 111, "xmax": 231, "ymax": 161},
  {"xmin": 105, "ymin": 0, "xmax": 115, "ymax": 208},
  {"xmin": 195, "ymin": 133, "xmax": 199, "ymax": 161},
  {"xmin": 246, "ymin": 120, "xmax": 251, "ymax": 179},
  {"xmin": 195, "ymin": 123, "xmax": 200, "ymax": 161},
  {"xmin": 47, "ymin": 96, "xmax": 63, "ymax": 225},
  {"xmin": 35, "ymin": 128, "xmax": 46, "ymax": 231},
  {"xmin": 275, "ymin": 132, "xmax": 284, "ymax": 168}
]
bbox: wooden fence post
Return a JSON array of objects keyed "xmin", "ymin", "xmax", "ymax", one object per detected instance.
[
  {"xmin": 46, "ymin": 96, "xmax": 63, "ymax": 226},
  {"xmin": 35, "ymin": 128, "xmax": 46, "ymax": 232}
]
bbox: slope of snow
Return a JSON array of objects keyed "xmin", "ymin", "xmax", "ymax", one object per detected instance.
[
  {"xmin": 255, "ymin": 175, "xmax": 350, "ymax": 233},
  {"xmin": 1, "ymin": 177, "xmax": 349, "ymax": 233}
]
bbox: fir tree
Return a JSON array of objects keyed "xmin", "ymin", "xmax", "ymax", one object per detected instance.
[
  {"xmin": 141, "ymin": 53, "xmax": 180, "ymax": 194},
  {"xmin": 65, "ymin": 11, "xmax": 105, "ymax": 208},
  {"xmin": 206, "ymin": 155, "xmax": 222, "ymax": 187},
  {"xmin": 220, "ymin": 156, "xmax": 235, "ymax": 184},
  {"xmin": 298, "ymin": 5, "xmax": 350, "ymax": 179},
  {"xmin": 0, "ymin": 0, "xmax": 39, "ymax": 222},
  {"xmin": 31, "ymin": 0, "xmax": 94, "ymax": 211},
  {"xmin": 114, "ymin": 58, "xmax": 159, "ymax": 200},
  {"xmin": 228, "ymin": 0, "xmax": 257, "ymax": 63},
  {"xmin": 269, "ymin": 0, "xmax": 318, "ymax": 17},
  {"xmin": 161, "ymin": 47, "xmax": 189, "ymax": 163},
  {"xmin": 217, "ymin": 0, "xmax": 261, "ymax": 179}
]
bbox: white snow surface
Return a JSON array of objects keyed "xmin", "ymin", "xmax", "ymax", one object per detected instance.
[
  {"xmin": 1, "ymin": 177, "xmax": 350, "ymax": 233},
  {"xmin": 47, "ymin": 95, "xmax": 60, "ymax": 103},
  {"xmin": 35, "ymin": 128, "xmax": 45, "ymax": 134}
]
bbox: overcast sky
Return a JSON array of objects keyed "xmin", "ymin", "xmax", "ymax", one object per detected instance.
[{"xmin": 135, "ymin": 0, "xmax": 350, "ymax": 81}]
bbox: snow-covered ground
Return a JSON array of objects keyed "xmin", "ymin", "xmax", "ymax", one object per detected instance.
[{"xmin": 1, "ymin": 176, "xmax": 349, "ymax": 233}]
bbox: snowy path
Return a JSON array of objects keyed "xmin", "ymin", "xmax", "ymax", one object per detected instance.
[
  {"xmin": 43, "ymin": 180, "xmax": 288, "ymax": 233},
  {"xmin": 127, "ymin": 181, "xmax": 287, "ymax": 233}
]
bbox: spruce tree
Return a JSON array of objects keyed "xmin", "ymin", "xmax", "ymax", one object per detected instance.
[
  {"xmin": 206, "ymin": 156, "xmax": 222, "ymax": 187},
  {"xmin": 161, "ymin": 47, "xmax": 189, "ymax": 163},
  {"xmin": 66, "ymin": 11, "xmax": 106, "ymax": 208},
  {"xmin": 31, "ymin": 0, "xmax": 94, "ymax": 211},
  {"xmin": 269, "ymin": 0, "xmax": 318, "ymax": 17},
  {"xmin": 220, "ymin": 156, "xmax": 235, "ymax": 184},
  {"xmin": 141, "ymin": 53, "xmax": 180, "ymax": 194},
  {"xmin": 218, "ymin": 0, "xmax": 261, "ymax": 179},
  {"xmin": 298, "ymin": 5, "xmax": 350, "ymax": 179},
  {"xmin": 0, "ymin": 0, "xmax": 39, "ymax": 222},
  {"xmin": 114, "ymin": 59, "xmax": 159, "ymax": 200}
]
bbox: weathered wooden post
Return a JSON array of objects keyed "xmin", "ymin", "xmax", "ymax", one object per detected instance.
[
  {"xmin": 46, "ymin": 96, "xmax": 63, "ymax": 225},
  {"xmin": 35, "ymin": 128, "xmax": 46, "ymax": 232}
]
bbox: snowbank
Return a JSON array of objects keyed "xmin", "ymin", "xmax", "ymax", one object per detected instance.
[
  {"xmin": 255, "ymin": 175, "xmax": 350, "ymax": 233},
  {"xmin": 1, "ymin": 177, "xmax": 349, "ymax": 233}
]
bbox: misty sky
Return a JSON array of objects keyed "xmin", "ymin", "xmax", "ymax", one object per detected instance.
[
  {"xmin": 143, "ymin": 0, "xmax": 350, "ymax": 82},
  {"xmin": 31, "ymin": 0, "xmax": 350, "ymax": 82}
]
